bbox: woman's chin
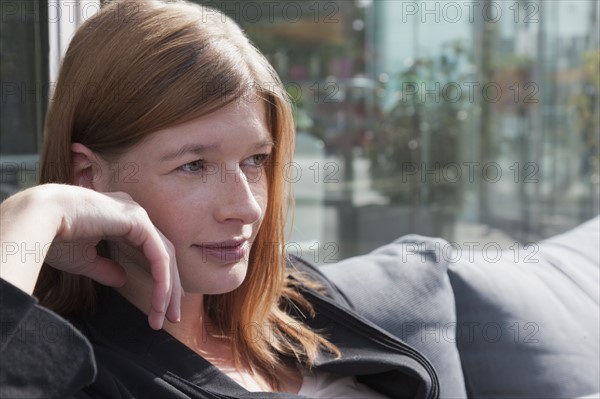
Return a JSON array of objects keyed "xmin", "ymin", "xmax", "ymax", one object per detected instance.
[{"xmin": 181, "ymin": 260, "xmax": 248, "ymax": 295}]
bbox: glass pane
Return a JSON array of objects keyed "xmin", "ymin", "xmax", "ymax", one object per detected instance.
[
  {"xmin": 4, "ymin": 1, "xmax": 596, "ymax": 260},
  {"xmin": 0, "ymin": 0, "xmax": 48, "ymax": 199},
  {"xmin": 197, "ymin": 0, "xmax": 599, "ymax": 261}
]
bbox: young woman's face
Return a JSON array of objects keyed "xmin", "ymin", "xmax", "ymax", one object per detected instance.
[{"xmin": 101, "ymin": 100, "xmax": 272, "ymax": 294}]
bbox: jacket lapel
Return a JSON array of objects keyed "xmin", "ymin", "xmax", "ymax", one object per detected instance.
[{"xmin": 300, "ymin": 287, "xmax": 440, "ymax": 399}]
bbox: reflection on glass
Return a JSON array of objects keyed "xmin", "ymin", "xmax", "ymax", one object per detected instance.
[
  {"xmin": 1, "ymin": 1, "xmax": 597, "ymax": 260},
  {"xmin": 199, "ymin": 0, "xmax": 598, "ymax": 260}
]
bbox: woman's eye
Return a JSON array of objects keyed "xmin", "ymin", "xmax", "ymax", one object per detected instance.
[
  {"xmin": 179, "ymin": 160, "xmax": 204, "ymax": 173},
  {"xmin": 244, "ymin": 154, "xmax": 270, "ymax": 167}
]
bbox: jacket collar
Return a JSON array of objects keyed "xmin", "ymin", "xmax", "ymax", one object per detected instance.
[
  {"xmin": 80, "ymin": 285, "xmax": 437, "ymax": 399},
  {"xmin": 80, "ymin": 288, "xmax": 303, "ymax": 398}
]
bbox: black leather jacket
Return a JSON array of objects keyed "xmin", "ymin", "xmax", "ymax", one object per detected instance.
[{"xmin": 0, "ymin": 256, "xmax": 439, "ymax": 399}]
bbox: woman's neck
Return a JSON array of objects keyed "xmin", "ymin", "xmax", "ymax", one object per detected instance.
[
  {"xmin": 115, "ymin": 267, "xmax": 222, "ymax": 353},
  {"xmin": 109, "ymin": 242, "xmax": 210, "ymax": 348},
  {"xmin": 108, "ymin": 244, "xmax": 300, "ymax": 393},
  {"xmin": 162, "ymin": 293, "xmax": 212, "ymax": 349}
]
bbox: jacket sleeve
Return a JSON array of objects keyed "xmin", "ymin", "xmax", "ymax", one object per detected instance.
[{"xmin": 0, "ymin": 278, "xmax": 96, "ymax": 399}]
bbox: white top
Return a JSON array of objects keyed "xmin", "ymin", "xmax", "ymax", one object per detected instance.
[{"xmin": 298, "ymin": 370, "xmax": 390, "ymax": 398}]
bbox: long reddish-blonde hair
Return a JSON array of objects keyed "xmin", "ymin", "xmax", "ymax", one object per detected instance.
[{"xmin": 34, "ymin": 0, "xmax": 337, "ymax": 389}]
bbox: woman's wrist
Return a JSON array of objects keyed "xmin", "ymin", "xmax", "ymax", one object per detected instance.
[{"xmin": 0, "ymin": 184, "xmax": 68, "ymax": 294}]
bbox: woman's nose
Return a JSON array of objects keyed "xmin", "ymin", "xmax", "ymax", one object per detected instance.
[{"xmin": 212, "ymin": 164, "xmax": 263, "ymax": 225}]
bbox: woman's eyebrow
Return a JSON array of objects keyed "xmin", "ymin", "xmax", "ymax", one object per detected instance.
[
  {"xmin": 159, "ymin": 143, "xmax": 219, "ymax": 162},
  {"xmin": 255, "ymin": 138, "xmax": 275, "ymax": 149},
  {"xmin": 159, "ymin": 139, "xmax": 274, "ymax": 162}
]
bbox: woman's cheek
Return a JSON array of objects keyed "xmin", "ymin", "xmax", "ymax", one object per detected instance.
[{"xmin": 251, "ymin": 178, "xmax": 268, "ymax": 204}]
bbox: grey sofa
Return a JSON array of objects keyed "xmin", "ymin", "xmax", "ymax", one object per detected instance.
[{"xmin": 320, "ymin": 216, "xmax": 600, "ymax": 398}]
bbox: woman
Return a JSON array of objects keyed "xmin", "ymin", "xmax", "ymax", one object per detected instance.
[{"xmin": 0, "ymin": 0, "xmax": 439, "ymax": 397}]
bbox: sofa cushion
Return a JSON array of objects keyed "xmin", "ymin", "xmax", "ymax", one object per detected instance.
[
  {"xmin": 320, "ymin": 235, "xmax": 467, "ymax": 399},
  {"xmin": 448, "ymin": 216, "xmax": 600, "ymax": 398}
]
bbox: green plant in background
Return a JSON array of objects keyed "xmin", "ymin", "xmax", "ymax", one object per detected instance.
[
  {"xmin": 370, "ymin": 41, "xmax": 471, "ymax": 205},
  {"xmin": 570, "ymin": 51, "xmax": 600, "ymax": 174},
  {"xmin": 286, "ymin": 84, "xmax": 314, "ymax": 132},
  {"xmin": 368, "ymin": 40, "xmax": 473, "ymax": 239},
  {"xmin": 569, "ymin": 50, "xmax": 600, "ymax": 217}
]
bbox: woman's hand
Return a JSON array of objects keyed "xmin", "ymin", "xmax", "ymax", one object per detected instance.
[{"xmin": 0, "ymin": 184, "xmax": 182, "ymax": 329}]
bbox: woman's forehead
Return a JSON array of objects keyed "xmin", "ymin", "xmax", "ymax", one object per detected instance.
[{"xmin": 129, "ymin": 100, "xmax": 272, "ymax": 156}]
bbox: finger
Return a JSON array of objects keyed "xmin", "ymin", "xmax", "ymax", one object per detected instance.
[
  {"xmin": 165, "ymin": 257, "xmax": 182, "ymax": 324},
  {"xmin": 146, "ymin": 246, "xmax": 170, "ymax": 330},
  {"xmin": 135, "ymin": 229, "xmax": 172, "ymax": 330},
  {"xmin": 77, "ymin": 257, "xmax": 127, "ymax": 287},
  {"xmin": 112, "ymin": 201, "xmax": 176, "ymax": 330}
]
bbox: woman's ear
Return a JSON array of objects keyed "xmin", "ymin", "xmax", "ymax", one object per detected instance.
[{"xmin": 71, "ymin": 143, "xmax": 107, "ymax": 190}]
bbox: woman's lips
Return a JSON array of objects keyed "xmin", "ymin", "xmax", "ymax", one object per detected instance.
[{"xmin": 192, "ymin": 240, "xmax": 249, "ymax": 263}]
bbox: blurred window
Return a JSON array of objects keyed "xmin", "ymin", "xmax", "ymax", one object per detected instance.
[
  {"xmin": 0, "ymin": 0, "xmax": 100, "ymax": 198},
  {"xmin": 1, "ymin": 0, "xmax": 598, "ymax": 262},
  {"xmin": 200, "ymin": 0, "xmax": 599, "ymax": 261},
  {"xmin": 1, "ymin": 0, "xmax": 48, "ymax": 197}
]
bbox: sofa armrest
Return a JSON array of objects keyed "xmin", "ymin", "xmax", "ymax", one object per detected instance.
[
  {"xmin": 448, "ymin": 216, "xmax": 599, "ymax": 398},
  {"xmin": 320, "ymin": 235, "xmax": 467, "ymax": 399}
]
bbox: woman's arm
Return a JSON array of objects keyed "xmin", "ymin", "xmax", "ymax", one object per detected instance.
[
  {"xmin": 1, "ymin": 184, "xmax": 64, "ymax": 294},
  {"xmin": 0, "ymin": 277, "xmax": 97, "ymax": 398},
  {"xmin": 0, "ymin": 184, "xmax": 182, "ymax": 329}
]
